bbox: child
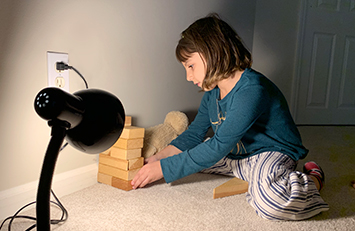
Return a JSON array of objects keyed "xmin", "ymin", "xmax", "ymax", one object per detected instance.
[{"xmin": 131, "ymin": 13, "xmax": 329, "ymax": 221}]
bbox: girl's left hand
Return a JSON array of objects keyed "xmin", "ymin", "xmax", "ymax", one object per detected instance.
[{"xmin": 131, "ymin": 160, "xmax": 163, "ymax": 189}]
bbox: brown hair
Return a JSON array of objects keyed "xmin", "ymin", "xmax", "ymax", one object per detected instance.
[{"xmin": 176, "ymin": 13, "xmax": 252, "ymax": 90}]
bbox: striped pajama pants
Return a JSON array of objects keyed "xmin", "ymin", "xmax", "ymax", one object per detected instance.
[{"xmin": 201, "ymin": 151, "xmax": 329, "ymax": 221}]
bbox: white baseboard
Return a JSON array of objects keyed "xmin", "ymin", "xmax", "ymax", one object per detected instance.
[{"xmin": 0, "ymin": 163, "xmax": 98, "ymax": 221}]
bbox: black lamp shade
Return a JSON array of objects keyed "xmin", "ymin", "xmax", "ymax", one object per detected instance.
[
  {"xmin": 35, "ymin": 87, "xmax": 85, "ymax": 128},
  {"xmin": 66, "ymin": 89, "xmax": 125, "ymax": 154},
  {"xmin": 34, "ymin": 87, "xmax": 125, "ymax": 154}
]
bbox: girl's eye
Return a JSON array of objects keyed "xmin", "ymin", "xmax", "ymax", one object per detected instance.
[{"xmin": 188, "ymin": 64, "xmax": 194, "ymax": 68}]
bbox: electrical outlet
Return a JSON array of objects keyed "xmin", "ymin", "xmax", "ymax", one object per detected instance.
[{"xmin": 47, "ymin": 51, "xmax": 69, "ymax": 92}]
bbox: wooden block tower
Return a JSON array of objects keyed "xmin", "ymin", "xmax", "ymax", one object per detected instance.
[{"xmin": 97, "ymin": 116, "xmax": 145, "ymax": 191}]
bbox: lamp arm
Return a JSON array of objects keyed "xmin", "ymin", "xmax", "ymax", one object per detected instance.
[{"xmin": 36, "ymin": 119, "xmax": 70, "ymax": 231}]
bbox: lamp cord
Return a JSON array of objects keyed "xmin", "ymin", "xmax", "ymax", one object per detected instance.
[
  {"xmin": 0, "ymin": 144, "xmax": 69, "ymax": 231},
  {"xmin": 69, "ymin": 65, "xmax": 89, "ymax": 89},
  {"xmin": 56, "ymin": 62, "xmax": 89, "ymax": 89},
  {"xmin": 1, "ymin": 64, "xmax": 88, "ymax": 230}
]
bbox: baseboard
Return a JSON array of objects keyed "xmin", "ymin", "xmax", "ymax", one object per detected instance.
[{"xmin": 0, "ymin": 163, "xmax": 98, "ymax": 221}]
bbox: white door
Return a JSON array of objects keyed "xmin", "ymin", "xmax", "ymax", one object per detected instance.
[{"xmin": 294, "ymin": 0, "xmax": 355, "ymax": 125}]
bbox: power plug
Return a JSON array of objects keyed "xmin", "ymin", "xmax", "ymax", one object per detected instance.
[{"xmin": 47, "ymin": 51, "xmax": 69, "ymax": 92}]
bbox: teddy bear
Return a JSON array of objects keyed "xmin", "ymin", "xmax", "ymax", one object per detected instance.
[{"xmin": 142, "ymin": 111, "xmax": 189, "ymax": 159}]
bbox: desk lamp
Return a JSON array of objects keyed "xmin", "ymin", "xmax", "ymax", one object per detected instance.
[{"xmin": 34, "ymin": 70, "xmax": 125, "ymax": 230}]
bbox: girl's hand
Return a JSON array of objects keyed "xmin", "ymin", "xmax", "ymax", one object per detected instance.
[
  {"xmin": 145, "ymin": 145, "xmax": 182, "ymax": 164},
  {"xmin": 144, "ymin": 155, "xmax": 159, "ymax": 164},
  {"xmin": 131, "ymin": 160, "xmax": 163, "ymax": 189}
]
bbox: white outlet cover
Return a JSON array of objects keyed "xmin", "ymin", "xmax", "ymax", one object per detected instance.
[{"xmin": 47, "ymin": 51, "xmax": 69, "ymax": 92}]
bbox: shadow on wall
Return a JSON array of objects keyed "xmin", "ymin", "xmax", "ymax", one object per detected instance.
[
  {"xmin": 0, "ymin": 1, "xmax": 17, "ymax": 83},
  {"xmin": 183, "ymin": 109, "xmax": 214, "ymax": 138},
  {"xmin": 183, "ymin": 110, "xmax": 198, "ymax": 125}
]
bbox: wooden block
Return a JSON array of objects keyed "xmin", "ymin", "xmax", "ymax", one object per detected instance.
[
  {"xmin": 97, "ymin": 172, "xmax": 113, "ymax": 185},
  {"xmin": 99, "ymin": 154, "xmax": 143, "ymax": 170},
  {"xmin": 97, "ymin": 172, "xmax": 133, "ymax": 191},
  {"xmin": 101, "ymin": 148, "xmax": 111, "ymax": 155},
  {"xmin": 125, "ymin": 116, "xmax": 132, "ymax": 126},
  {"xmin": 114, "ymin": 138, "xmax": 144, "ymax": 150},
  {"xmin": 99, "ymin": 163, "xmax": 141, "ymax": 181},
  {"xmin": 120, "ymin": 126, "xmax": 145, "ymax": 139},
  {"xmin": 110, "ymin": 147, "xmax": 142, "ymax": 160},
  {"xmin": 128, "ymin": 157, "xmax": 144, "ymax": 169},
  {"xmin": 112, "ymin": 177, "xmax": 133, "ymax": 191},
  {"xmin": 213, "ymin": 177, "xmax": 248, "ymax": 199}
]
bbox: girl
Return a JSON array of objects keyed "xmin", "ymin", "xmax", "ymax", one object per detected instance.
[{"xmin": 131, "ymin": 13, "xmax": 329, "ymax": 221}]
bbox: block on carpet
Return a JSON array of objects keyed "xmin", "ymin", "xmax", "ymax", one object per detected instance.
[
  {"xmin": 213, "ymin": 177, "xmax": 248, "ymax": 199},
  {"xmin": 112, "ymin": 177, "xmax": 133, "ymax": 191},
  {"xmin": 97, "ymin": 172, "xmax": 112, "ymax": 185},
  {"xmin": 97, "ymin": 172, "xmax": 133, "ymax": 191}
]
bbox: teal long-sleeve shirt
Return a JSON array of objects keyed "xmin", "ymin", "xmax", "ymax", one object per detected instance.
[{"xmin": 161, "ymin": 68, "xmax": 308, "ymax": 183}]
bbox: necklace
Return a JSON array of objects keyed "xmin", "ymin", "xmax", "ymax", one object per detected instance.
[{"xmin": 210, "ymin": 99, "xmax": 226, "ymax": 132}]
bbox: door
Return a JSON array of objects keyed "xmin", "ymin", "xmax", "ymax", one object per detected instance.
[{"xmin": 294, "ymin": 0, "xmax": 355, "ymax": 124}]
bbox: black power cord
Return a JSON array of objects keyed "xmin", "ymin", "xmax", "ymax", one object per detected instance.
[
  {"xmin": 0, "ymin": 189, "xmax": 68, "ymax": 231},
  {"xmin": 56, "ymin": 62, "xmax": 89, "ymax": 89},
  {"xmin": 0, "ymin": 63, "xmax": 89, "ymax": 230},
  {"xmin": 0, "ymin": 144, "xmax": 68, "ymax": 231}
]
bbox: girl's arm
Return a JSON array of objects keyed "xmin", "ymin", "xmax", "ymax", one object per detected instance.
[
  {"xmin": 132, "ymin": 93, "xmax": 212, "ymax": 189},
  {"xmin": 145, "ymin": 145, "xmax": 181, "ymax": 164},
  {"xmin": 169, "ymin": 93, "xmax": 211, "ymax": 151},
  {"xmin": 161, "ymin": 84, "xmax": 270, "ymax": 183}
]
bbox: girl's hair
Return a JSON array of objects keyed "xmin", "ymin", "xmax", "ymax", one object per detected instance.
[{"xmin": 176, "ymin": 13, "xmax": 252, "ymax": 90}]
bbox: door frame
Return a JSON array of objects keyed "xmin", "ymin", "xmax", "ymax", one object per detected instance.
[{"xmin": 290, "ymin": 0, "xmax": 308, "ymax": 124}]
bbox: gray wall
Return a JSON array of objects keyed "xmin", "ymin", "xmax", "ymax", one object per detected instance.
[
  {"xmin": 252, "ymin": 0, "xmax": 302, "ymax": 105},
  {"xmin": 0, "ymin": 0, "xmax": 257, "ymax": 191}
]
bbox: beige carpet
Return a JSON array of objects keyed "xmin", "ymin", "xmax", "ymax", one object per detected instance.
[{"xmin": 3, "ymin": 126, "xmax": 355, "ymax": 230}]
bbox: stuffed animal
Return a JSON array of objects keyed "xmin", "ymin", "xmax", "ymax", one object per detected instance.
[{"xmin": 142, "ymin": 111, "xmax": 189, "ymax": 159}]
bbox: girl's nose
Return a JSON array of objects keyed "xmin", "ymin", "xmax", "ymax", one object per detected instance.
[{"xmin": 186, "ymin": 71, "xmax": 193, "ymax": 81}]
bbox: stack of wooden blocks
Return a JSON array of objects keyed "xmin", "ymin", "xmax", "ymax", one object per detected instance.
[{"xmin": 97, "ymin": 116, "xmax": 145, "ymax": 191}]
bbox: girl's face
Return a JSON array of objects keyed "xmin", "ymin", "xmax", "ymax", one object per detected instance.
[{"xmin": 182, "ymin": 52, "xmax": 207, "ymax": 89}]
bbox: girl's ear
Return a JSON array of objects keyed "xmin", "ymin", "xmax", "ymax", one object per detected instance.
[{"xmin": 197, "ymin": 53, "xmax": 207, "ymax": 69}]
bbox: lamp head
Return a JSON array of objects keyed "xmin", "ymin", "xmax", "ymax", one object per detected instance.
[{"xmin": 34, "ymin": 87, "xmax": 125, "ymax": 154}]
